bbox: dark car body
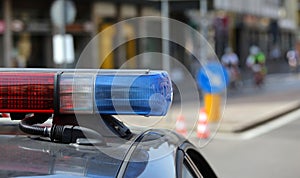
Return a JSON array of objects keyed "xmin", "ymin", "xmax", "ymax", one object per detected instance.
[{"xmin": 0, "ymin": 119, "xmax": 216, "ymax": 178}]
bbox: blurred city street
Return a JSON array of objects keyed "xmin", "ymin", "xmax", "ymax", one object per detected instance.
[{"xmin": 168, "ymin": 72, "xmax": 300, "ymax": 136}]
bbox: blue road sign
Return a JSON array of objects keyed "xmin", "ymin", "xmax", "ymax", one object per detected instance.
[{"xmin": 197, "ymin": 62, "xmax": 229, "ymax": 93}]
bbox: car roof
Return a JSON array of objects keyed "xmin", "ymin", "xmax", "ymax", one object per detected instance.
[
  {"xmin": 0, "ymin": 118, "xmax": 187, "ymax": 177},
  {"xmin": 0, "ymin": 135, "xmax": 124, "ymax": 177}
]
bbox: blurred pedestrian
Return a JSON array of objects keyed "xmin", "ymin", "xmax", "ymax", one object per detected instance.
[
  {"xmin": 221, "ymin": 47, "xmax": 239, "ymax": 68},
  {"xmin": 221, "ymin": 47, "xmax": 240, "ymax": 88},
  {"xmin": 246, "ymin": 45, "xmax": 267, "ymax": 87},
  {"xmin": 286, "ymin": 39, "xmax": 300, "ymax": 73}
]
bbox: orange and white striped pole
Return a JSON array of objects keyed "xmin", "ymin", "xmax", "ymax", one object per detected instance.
[{"xmin": 197, "ymin": 108, "xmax": 210, "ymax": 139}]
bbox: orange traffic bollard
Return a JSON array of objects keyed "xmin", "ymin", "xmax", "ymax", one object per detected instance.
[{"xmin": 197, "ymin": 108, "xmax": 210, "ymax": 139}]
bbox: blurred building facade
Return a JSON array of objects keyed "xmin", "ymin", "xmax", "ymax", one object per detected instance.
[
  {"xmin": 0, "ymin": 0, "xmax": 213, "ymax": 70},
  {"xmin": 0, "ymin": 0, "xmax": 299, "ymax": 74},
  {"xmin": 213, "ymin": 0, "xmax": 298, "ymax": 72}
]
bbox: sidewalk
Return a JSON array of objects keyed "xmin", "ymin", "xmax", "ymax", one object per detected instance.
[{"xmin": 217, "ymin": 73, "xmax": 300, "ymax": 133}]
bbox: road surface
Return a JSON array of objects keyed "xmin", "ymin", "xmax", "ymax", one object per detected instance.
[{"xmin": 200, "ymin": 109, "xmax": 300, "ymax": 178}]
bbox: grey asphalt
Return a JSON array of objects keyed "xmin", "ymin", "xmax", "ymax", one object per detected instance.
[{"xmin": 201, "ymin": 108, "xmax": 300, "ymax": 178}]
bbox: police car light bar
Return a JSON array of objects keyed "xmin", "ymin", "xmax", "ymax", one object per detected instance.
[{"xmin": 0, "ymin": 69, "xmax": 173, "ymax": 116}]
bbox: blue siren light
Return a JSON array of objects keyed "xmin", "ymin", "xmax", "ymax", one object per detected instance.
[{"xmin": 94, "ymin": 71, "xmax": 173, "ymax": 116}]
